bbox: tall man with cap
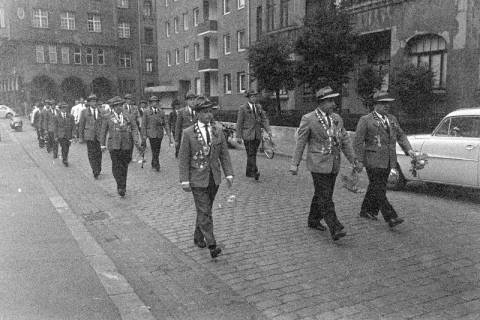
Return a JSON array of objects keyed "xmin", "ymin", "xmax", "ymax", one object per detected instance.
[
  {"xmin": 175, "ymin": 91, "xmax": 197, "ymax": 158},
  {"xmin": 54, "ymin": 102, "xmax": 75, "ymax": 166},
  {"xmin": 70, "ymin": 98, "xmax": 86, "ymax": 139},
  {"xmin": 141, "ymin": 95, "xmax": 172, "ymax": 171},
  {"xmin": 79, "ymin": 94, "xmax": 103, "ymax": 179},
  {"xmin": 101, "ymin": 96, "xmax": 142, "ymax": 197},
  {"xmin": 290, "ymin": 86, "xmax": 358, "ymax": 241},
  {"xmin": 45, "ymin": 99, "xmax": 59, "ymax": 157},
  {"xmin": 123, "ymin": 93, "xmax": 141, "ymax": 159},
  {"xmin": 236, "ymin": 90, "xmax": 271, "ymax": 180},
  {"xmin": 354, "ymin": 91, "xmax": 415, "ymax": 227},
  {"xmin": 33, "ymin": 102, "xmax": 44, "ymax": 148},
  {"xmin": 178, "ymin": 99, "xmax": 234, "ymax": 259}
]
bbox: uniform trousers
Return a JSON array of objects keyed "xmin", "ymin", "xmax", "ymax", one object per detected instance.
[
  {"xmin": 149, "ymin": 137, "xmax": 163, "ymax": 168},
  {"xmin": 361, "ymin": 167, "xmax": 398, "ymax": 221},
  {"xmin": 47, "ymin": 131, "xmax": 58, "ymax": 156},
  {"xmin": 191, "ymin": 171, "xmax": 219, "ymax": 248},
  {"xmin": 86, "ymin": 140, "xmax": 102, "ymax": 176},
  {"xmin": 109, "ymin": 149, "xmax": 132, "ymax": 191},
  {"xmin": 244, "ymin": 139, "xmax": 261, "ymax": 176},
  {"xmin": 36, "ymin": 127, "xmax": 44, "ymax": 148},
  {"xmin": 309, "ymin": 172, "xmax": 343, "ymax": 233},
  {"xmin": 58, "ymin": 138, "xmax": 71, "ymax": 163}
]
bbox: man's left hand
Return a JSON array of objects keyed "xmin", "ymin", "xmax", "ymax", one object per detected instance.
[
  {"xmin": 226, "ymin": 176, "xmax": 234, "ymax": 188},
  {"xmin": 408, "ymin": 150, "xmax": 416, "ymax": 158}
]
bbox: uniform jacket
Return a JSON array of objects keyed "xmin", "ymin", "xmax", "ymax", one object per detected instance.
[
  {"xmin": 33, "ymin": 108, "xmax": 42, "ymax": 128},
  {"xmin": 178, "ymin": 122, "xmax": 234, "ymax": 188},
  {"xmin": 236, "ymin": 102, "xmax": 271, "ymax": 141},
  {"xmin": 40, "ymin": 108, "xmax": 49, "ymax": 131},
  {"xmin": 292, "ymin": 111, "xmax": 355, "ymax": 174},
  {"xmin": 354, "ymin": 112, "xmax": 412, "ymax": 169},
  {"xmin": 174, "ymin": 106, "xmax": 196, "ymax": 143},
  {"xmin": 141, "ymin": 107, "xmax": 170, "ymax": 139},
  {"xmin": 79, "ymin": 107, "xmax": 103, "ymax": 141},
  {"xmin": 45, "ymin": 108, "xmax": 58, "ymax": 132},
  {"xmin": 100, "ymin": 111, "xmax": 140, "ymax": 151},
  {"xmin": 54, "ymin": 112, "xmax": 75, "ymax": 140},
  {"xmin": 122, "ymin": 104, "xmax": 140, "ymax": 122}
]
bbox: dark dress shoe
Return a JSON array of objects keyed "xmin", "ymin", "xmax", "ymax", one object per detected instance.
[
  {"xmin": 388, "ymin": 217, "xmax": 404, "ymax": 228},
  {"xmin": 118, "ymin": 188, "xmax": 126, "ymax": 197},
  {"xmin": 359, "ymin": 212, "xmax": 378, "ymax": 220},
  {"xmin": 194, "ymin": 239, "xmax": 206, "ymax": 248},
  {"xmin": 210, "ymin": 247, "xmax": 222, "ymax": 259},
  {"xmin": 308, "ymin": 222, "xmax": 326, "ymax": 231},
  {"xmin": 94, "ymin": 173, "xmax": 99, "ymax": 179},
  {"xmin": 254, "ymin": 172, "xmax": 260, "ymax": 181},
  {"xmin": 63, "ymin": 161, "xmax": 68, "ymax": 167},
  {"xmin": 331, "ymin": 230, "xmax": 347, "ymax": 241}
]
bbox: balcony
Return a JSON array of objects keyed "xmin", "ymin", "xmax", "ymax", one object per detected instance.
[
  {"xmin": 340, "ymin": 0, "xmax": 406, "ymax": 13},
  {"xmin": 197, "ymin": 20, "xmax": 218, "ymax": 36},
  {"xmin": 198, "ymin": 58, "xmax": 218, "ymax": 72}
]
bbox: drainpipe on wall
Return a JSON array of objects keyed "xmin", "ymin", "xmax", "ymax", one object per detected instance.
[
  {"xmin": 247, "ymin": 0, "xmax": 251, "ymax": 91},
  {"xmin": 137, "ymin": 0, "xmax": 143, "ymax": 98}
]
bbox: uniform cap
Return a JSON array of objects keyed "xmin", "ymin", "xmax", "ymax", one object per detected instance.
[
  {"xmin": 149, "ymin": 95, "xmax": 159, "ymax": 102},
  {"xmin": 124, "ymin": 93, "xmax": 133, "ymax": 100},
  {"xmin": 86, "ymin": 94, "xmax": 98, "ymax": 102},
  {"xmin": 316, "ymin": 86, "xmax": 339, "ymax": 100},
  {"xmin": 245, "ymin": 89, "xmax": 260, "ymax": 98},
  {"xmin": 373, "ymin": 91, "xmax": 395, "ymax": 102},
  {"xmin": 185, "ymin": 91, "xmax": 196, "ymax": 99},
  {"xmin": 109, "ymin": 96, "xmax": 125, "ymax": 106}
]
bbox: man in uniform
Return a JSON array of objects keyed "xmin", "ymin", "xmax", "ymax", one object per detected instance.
[
  {"xmin": 236, "ymin": 90, "xmax": 271, "ymax": 180},
  {"xmin": 54, "ymin": 102, "xmax": 75, "ymax": 166},
  {"xmin": 169, "ymin": 99, "xmax": 180, "ymax": 139},
  {"xmin": 123, "ymin": 93, "xmax": 141, "ymax": 160},
  {"xmin": 45, "ymin": 99, "xmax": 59, "ymax": 157},
  {"xmin": 70, "ymin": 98, "xmax": 86, "ymax": 139},
  {"xmin": 290, "ymin": 86, "xmax": 358, "ymax": 241},
  {"xmin": 178, "ymin": 100, "xmax": 234, "ymax": 259},
  {"xmin": 101, "ymin": 96, "xmax": 142, "ymax": 197},
  {"xmin": 141, "ymin": 95, "xmax": 172, "ymax": 171},
  {"xmin": 79, "ymin": 94, "xmax": 103, "ymax": 179},
  {"xmin": 33, "ymin": 102, "xmax": 44, "ymax": 148},
  {"xmin": 174, "ymin": 91, "xmax": 197, "ymax": 158},
  {"xmin": 354, "ymin": 91, "xmax": 415, "ymax": 227}
]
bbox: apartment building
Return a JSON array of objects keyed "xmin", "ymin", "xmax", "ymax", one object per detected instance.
[
  {"xmin": 0, "ymin": 0, "xmax": 158, "ymax": 107},
  {"xmin": 156, "ymin": 0, "xmax": 249, "ymax": 109}
]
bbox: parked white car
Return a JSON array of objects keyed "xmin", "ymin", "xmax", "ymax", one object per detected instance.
[
  {"xmin": 0, "ymin": 105, "xmax": 15, "ymax": 118},
  {"xmin": 390, "ymin": 108, "xmax": 480, "ymax": 189}
]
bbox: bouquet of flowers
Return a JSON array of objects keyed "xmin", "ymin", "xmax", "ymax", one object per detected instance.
[{"xmin": 410, "ymin": 151, "xmax": 428, "ymax": 177}]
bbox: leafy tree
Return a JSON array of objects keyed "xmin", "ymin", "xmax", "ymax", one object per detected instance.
[
  {"xmin": 61, "ymin": 76, "xmax": 86, "ymax": 104},
  {"xmin": 295, "ymin": 5, "xmax": 356, "ymax": 111},
  {"xmin": 391, "ymin": 64, "xmax": 435, "ymax": 116},
  {"xmin": 356, "ymin": 65, "xmax": 383, "ymax": 111},
  {"xmin": 248, "ymin": 35, "xmax": 295, "ymax": 114},
  {"xmin": 30, "ymin": 75, "xmax": 58, "ymax": 102}
]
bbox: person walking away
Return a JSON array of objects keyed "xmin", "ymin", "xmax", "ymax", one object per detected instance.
[
  {"xmin": 54, "ymin": 102, "xmax": 75, "ymax": 166},
  {"xmin": 101, "ymin": 96, "xmax": 143, "ymax": 197},
  {"xmin": 354, "ymin": 91, "xmax": 415, "ymax": 227},
  {"xmin": 178, "ymin": 100, "xmax": 234, "ymax": 259},
  {"xmin": 290, "ymin": 86, "xmax": 359, "ymax": 241},
  {"xmin": 79, "ymin": 94, "xmax": 103, "ymax": 179},
  {"xmin": 236, "ymin": 90, "xmax": 272, "ymax": 181}
]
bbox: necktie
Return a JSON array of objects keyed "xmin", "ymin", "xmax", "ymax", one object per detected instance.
[
  {"xmin": 94, "ymin": 109, "xmax": 97, "ymax": 120},
  {"xmin": 252, "ymin": 104, "xmax": 257, "ymax": 118},
  {"xmin": 325, "ymin": 114, "xmax": 331, "ymax": 127},
  {"xmin": 383, "ymin": 115, "xmax": 390, "ymax": 133},
  {"xmin": 63, "ymin": 112, "xmax": 66, "ymax": 119},
  {"xmin": 154, "ymin": 108, "xmax": 157, "ymax": 114},
  {"xmin": 205, "ymin": 124, "xmax": 211, "ymax": 145}
]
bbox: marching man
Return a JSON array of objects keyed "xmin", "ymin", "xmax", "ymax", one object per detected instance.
[
  {"xmin": 178, "ymin": 99, "xmax": 234, "ymax": 259},
  {"xmin": 54, "ymin": 102, "xmax": 75, "ymax": 167}
]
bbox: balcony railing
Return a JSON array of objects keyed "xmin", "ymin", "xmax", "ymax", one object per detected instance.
[
  {"xmin": 197, "ymin": 20, "xmax": 218, "ymax": 36},
  {"xmin": 198, "ymin": 58, "xmax": 218, "ymax": 72},
  {"xmin": 340, "ymin": 0, "xmax": 406, "ymax": 13}
]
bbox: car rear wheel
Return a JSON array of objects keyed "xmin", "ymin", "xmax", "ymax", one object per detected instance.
[
  {"xmin": 6, "ymin": 113, "xmax": 12, "ymax": 119},
  {"xmin": 387, "ymin": 164, "xmax": 407, "ymax": 190}
]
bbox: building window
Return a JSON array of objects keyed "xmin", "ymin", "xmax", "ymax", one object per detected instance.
[
  {"xmin": 97, "ymin": 49, "xmax": 105, "ymax": 65},
  {"xmin": 166, "ymin": 51, "xmax": 171, "ymax": 66},
  {"xmin": 194, "ymin": 77, "xmax": 201, "ymax": 95},
  {"xmin": 145, "ymin": 27, "xmax": 153, "ymax": 44},
  {"xmin": 33, "ymin": 9, "xmax": 48, "ymax": 28},
  {"xmin": 223, "ymin": 34, "xmax": 231, "ymax": 55},
  {"xmin": 184, "ymin": 46, "xmax": 189, "ymax": 63},
  {"xmin": 35, "ymin": 45, "xmax": 45, "ymax": 63},
  {"xmin": 145, "ymin": 58, "xmax": 153, "ymax": 72},
  {"xmin": 194, "ymin": 43, "xmax": 200, "ymax": 61},
  {"xmin": 237, "ymin": 72, "xmax": 246, "ymax": 93},
  {"xmin": 238, "ymin": 0, "xmax": 245, "ymax": 9},
  {"xmin": 74, "ymin": 47, "xmax": 81, "ymax": 64},
  {"xmin": 224, "ymin": 0, "xmax": 231, "ymax": 14},
  {"xmin": 48, "ymin": 46, "xmax": 57, "ymax": 64},
  {"xmin": 87, "ymin": 14, "xmax": 101, "ymax": 32},
  {"xmin": 117, "ymin": 0, "xmax": 129, "ymax": 8},
  {"xmin": 175, "ymin": 49, "xmax": 180, "ymax": 65},
  {"xmin": 280, "ymin": 0, "xmax": 289, "ymax": 28},
  {"xmin": 61, "ymin": 47, "xmax": 70, "ymax": 64},
  {"xmin": 60, "ymin": 12, "xmax": 75, "ymax": 30},
  {"xmin": 165, "ymin": 21, "xmax": 170, "ymax": 37},
  {"xmin": 119, "ymin": 52, "xmax": 132, "ymax": 68},
  {"xmin": 143, "ymin": 0, "xmax": 152, "ymax": 16},
  {"xmin": 183, "ymin": 13, "xmax": 189, "ymax": 31},
  {"xmin": 223, "ymin": 74, "xmax": 232, "ymax": 94},
  {"xmin": 174, "ymin": 17, "xmax": 179, "ymax": 33},
  {"xmin": 118, "ymin": 79, "xmax": 136, "ymax": 95},
  {"xmin": 0, "ymin": 8, "xmax": 5, "ymax": 28},
  {"xmin": 407, "ymin": 34, "xmax": 447, "ymax": 88},
  {"xmin": 237, "ymin": 30, "xmax": 246, "ymax": 52},
  {"xmin": 256, "ymin": 6, "xmax": 263, "ymax": 40},
  {"xmin": 193, "ymin": 8, "xmax": 199, "ymax": 27},
  {"xmin": 86, "ymin": 47, "xmax": 93, "ymax": 65},
  {"xmin": 118, "ymin": 22, "xmax": 131, "ymax": 38},
  {"xmin": 266, "ymin": 0, "xmax": 274, "ymax": 32}
]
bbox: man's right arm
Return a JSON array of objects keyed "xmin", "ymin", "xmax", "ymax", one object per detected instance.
[
  {"xmin": 353, "ymin": 117, "xmax": 368, "ymax": 171},
  {"xmin": 174, "ymin": 110, "xmax": 183, "ymax": 144},
  {"xmin": 235, "ymin": 107, "xmax": 244, "ymax": 141},
  {"xmin": 78, "ymin": 110, "xmax": 86, "ymax": 140}
]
